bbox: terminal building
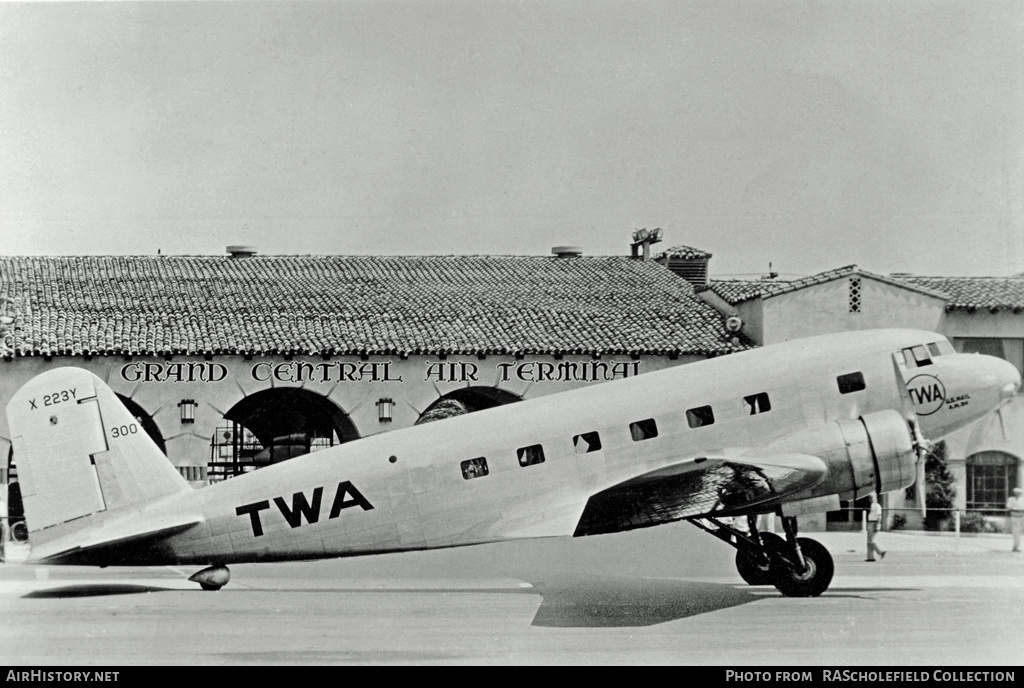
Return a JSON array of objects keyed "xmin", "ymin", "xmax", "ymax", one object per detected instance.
[
  {"xmin": 2, "ymin": 240, "xmax": 1022, "ymax": 534},
  {"xmin": 0, "ymin": 244, "xmax": 745, "ymax": 493}
]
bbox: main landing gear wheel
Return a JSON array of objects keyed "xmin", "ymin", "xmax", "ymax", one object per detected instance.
[
  {"xmin": 771, "ymin": 537, "xmax": 833, "ymax": 598},
  {"xmin": 735, "ymin": 532, "xmax": 784, "ymax": 585}
]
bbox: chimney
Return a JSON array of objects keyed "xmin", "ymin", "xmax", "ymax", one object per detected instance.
[
  {"xmin": 226, "ymin": 245, "xmax": 257, "ymax": 259},
  {"xmin": 552, "ymin": 246, "xmax": 583, "ymax": 259},
  {"xmin": 655, "ymin": 245, "xmax": 712, "ymax": 288}
]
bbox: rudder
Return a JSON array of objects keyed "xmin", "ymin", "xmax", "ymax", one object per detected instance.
[{"xmin": 6, "ymin": 367, "xmax": 189, "ymax": 534}]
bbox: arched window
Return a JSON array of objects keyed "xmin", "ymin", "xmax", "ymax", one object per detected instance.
[
  {"xmin": 966, "ymin": 451, "xmax": 1019, "ymax": 514},
  {"xmin": 416, "ymin": 387, "xmax": 522, "ymax": 425}
]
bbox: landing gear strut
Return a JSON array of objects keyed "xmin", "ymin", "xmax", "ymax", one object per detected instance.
[
  {"xmin": 691, "ymin": 513, "xmax": 834, "ymax": 597},
  {"xmin": 189, "ymin": 565, "xmax": 231, "ymax": 591}
]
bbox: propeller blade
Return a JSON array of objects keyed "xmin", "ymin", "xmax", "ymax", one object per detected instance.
[
  {"xmin": 916, "ymin": 453, "xmax": 927, "ymax": 518},
  {"xmin": 893, "ymin": 354, "xmax": 929, "ymax": 518},
  {"xmin": 907, "ymin": 417, "xmax": 930, "ymax": 518}
]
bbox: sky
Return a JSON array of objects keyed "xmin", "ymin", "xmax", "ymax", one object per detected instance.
[{"xmin": 1, "ymin": 0, "xmax": 1022, "ymax": 278}]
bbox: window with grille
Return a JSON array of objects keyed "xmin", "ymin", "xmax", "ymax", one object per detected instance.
[{"xmin": 966, "ymin": 451, "xmax": 1019, "ymax": 513}]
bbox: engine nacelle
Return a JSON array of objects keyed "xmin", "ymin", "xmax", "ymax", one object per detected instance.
[{"xmin": 762, "ymin": 409, "xmax": 916, "ymax": 501}]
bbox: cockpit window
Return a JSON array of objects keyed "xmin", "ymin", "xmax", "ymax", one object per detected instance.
[
  {"xmin": 903, "ymin": 346, "xmax": 932, "ymax": 368},
  {"xmin": 928, "ymin": 340, "xmax": 956, "ymax": 357}
]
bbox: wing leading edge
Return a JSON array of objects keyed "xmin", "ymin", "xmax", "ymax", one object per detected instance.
[{"xmin": 573, "ymin": 453, "xmax": 828, "ymax": 537}]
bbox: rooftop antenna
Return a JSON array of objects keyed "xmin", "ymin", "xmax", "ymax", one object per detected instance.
[{"xmin": 630, "ymin": 227, "xmax": 663, "ymax": 261}]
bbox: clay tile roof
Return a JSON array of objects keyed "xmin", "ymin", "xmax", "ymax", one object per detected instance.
[
  {"xmin": 702, "ymin": 265, "xmax": 948, "ymax": 305},
  {"xmin": 698, "ymin": 279, "xmax": 787, "ymax": 305},
  {"xmin": 655, "ymin": 245, "xmax": 712, "ymax": 260},
  {"xmin": 896, "ymin": 275, "xmax": 1024, "ymax": 312},
  {"xmin": 0, "ymin": 255, "xmax": 749, "ymax": 358}
]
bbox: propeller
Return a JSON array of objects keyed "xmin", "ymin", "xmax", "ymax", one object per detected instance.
[
  {"xmin": 908, "ymin": 417, "xmax": 931, "ymax": 517},
  {"xmin": 892, "ymin": 352, "xmax": 929, "ymax": 517}
]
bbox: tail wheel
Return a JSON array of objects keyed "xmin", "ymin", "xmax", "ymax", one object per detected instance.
[
  {"xmin": 11, "ymin": 521, "xmax": 28, "ymax": 542},
  {"xmin": 771, "ymin": 537, "xmax": 834, "ymax": 597},
  {"xmin": 735, "ymin": 532, "xmax": 784, "ymax": 585}
]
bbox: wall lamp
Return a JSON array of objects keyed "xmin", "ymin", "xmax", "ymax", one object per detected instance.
[
  {"xmin": 178, "ymin": 399, "xmax": 197, "ymax": 424},
  {"xmin": 376, "ymin": 397, "xmax": 394, "ymax": 424}
]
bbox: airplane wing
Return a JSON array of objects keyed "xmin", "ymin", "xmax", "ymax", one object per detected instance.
[{"xmin": 574, "ymin": 453, "xmax": 827, "ymax": 537}]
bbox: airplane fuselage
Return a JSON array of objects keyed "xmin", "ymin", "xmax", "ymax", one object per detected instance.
[{"xmin": 77, "ymin": 328, "xmax": 1017, "ymax": 567}]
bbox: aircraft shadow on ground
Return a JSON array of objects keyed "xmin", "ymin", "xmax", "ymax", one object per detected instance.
[
  {"xmin": 23, "ymin": 584, "xmax": 177, "ymax": 598},
  {"xmin": 526, "ymin": 575, "xmax": 760, "ymax": 628}
]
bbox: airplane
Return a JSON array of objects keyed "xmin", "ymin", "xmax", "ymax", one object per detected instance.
[{"xmin": 5, "ymin": 329, "xmax": 1020, "ymax": 597}]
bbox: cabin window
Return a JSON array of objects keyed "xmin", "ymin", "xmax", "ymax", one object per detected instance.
[
  {"xmin": 517, "ymin": 444, "xmax": 545, "ymax": 467},
  {"xmin": 686, "ymin": 406, "xmax": 715, "ymax": 428},
  {"xmin": 837, "ymin": 372, "xmax": 866, "ymax": 394},
  {"xmin": 629, "ymin": 419, "xmax": 658, "ymax": 441},
  {"xmin": 573, "ymin": 431, "xmax": 602, "ymax": 454},
  {"xmin": 461, "ymin": 457, "xmax": 489, "ymax": 480},
  {"xmin": 744, "ymin": 392, "xmax": 771, "ymax": 415}
]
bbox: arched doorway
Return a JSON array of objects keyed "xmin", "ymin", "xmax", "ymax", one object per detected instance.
[
  {"xmin": 966, "ymin": 450, "xmax": 1020, "ymax": 514},
  {"xmin": 210, "ymin": 388, "xmax": 357, "ymax": 481},
  {"xmin": 416, "ymin": 387, "xmax": 522, "ymax": 425}
]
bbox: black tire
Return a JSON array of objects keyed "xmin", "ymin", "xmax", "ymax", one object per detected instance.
[
  {"xmin": 771, "ymin": 537, "xmax": 834, "ymax": 597},
  {"xmin": 11, "ymin": 521, "xmax": 28, "ymax": 542},
  {"xmin": 735, "ymin": 532, "xmax": 784, "ymax": 585},
  {"xmin": 198, "ymin": 582, "xmax": 223, "ymax": 591}
]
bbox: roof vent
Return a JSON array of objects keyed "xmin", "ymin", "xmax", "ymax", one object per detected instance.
[
  {"xmin": 226, "ymin": 245, "xmax": 257, "ymax": 259},
  {"xmin": 552, "ymin": 246, "xmax": 583, "ymax": 258}
]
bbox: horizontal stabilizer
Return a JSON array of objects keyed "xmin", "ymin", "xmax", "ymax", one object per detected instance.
[
  {"xmin": 574, "ymin": 453, "xmax": 827, "ymax": 537},
  {"xmin": 27, "ymin": 513, "xmax": 203, "ymax": 565}
]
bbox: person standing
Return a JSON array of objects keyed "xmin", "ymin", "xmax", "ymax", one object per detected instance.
[
  {"xmin": 1007, "ymin": 487, "xmax": 1024, "ymax": 553},
  {"xmin": 866, "ymin": 493, "xmax": 886, "ymax": 561},
  {"xmin": 0, "ymin": 483, "xmax": 7, "ymax": 564}
]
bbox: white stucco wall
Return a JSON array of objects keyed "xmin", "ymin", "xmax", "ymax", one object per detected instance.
[
  {"xmin": 944, "ymin": 310, "xmax": 1024, "ymax": 339},
  {"xmin": 760, "ymin": 277, "xmax": 947, "ymax": 344}
]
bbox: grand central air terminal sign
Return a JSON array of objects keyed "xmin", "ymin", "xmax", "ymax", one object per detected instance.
[{"xmin": 119, "ymin": 359, "xmax": 644, "ymax": 385}]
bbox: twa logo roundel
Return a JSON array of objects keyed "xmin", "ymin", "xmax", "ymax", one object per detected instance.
[{"xmin": 907, "ymin": 374, "xmax": 945, "ymax": 416}]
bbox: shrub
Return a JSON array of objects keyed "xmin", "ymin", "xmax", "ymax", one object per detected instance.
[
  {"xmin": 958, "ymin": 512, "xmax": 987, "ymax": 533},
  {"xmin": 924, "ymin": 441, "xmax": 956, "ymax": 531},
  {"xmin": 890, "ymin": 513, "xmax": 907, "ymax": 531}
]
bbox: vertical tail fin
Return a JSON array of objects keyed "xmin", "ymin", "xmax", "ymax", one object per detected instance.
[{"xmin": 6, "ymin": 367, "xmax": 189, "ymax": 535}]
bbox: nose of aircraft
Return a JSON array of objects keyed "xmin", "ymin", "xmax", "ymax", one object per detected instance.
[{"xmin": 998, "ymin": 358, "xmax": 1022, "ymax": 402}]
